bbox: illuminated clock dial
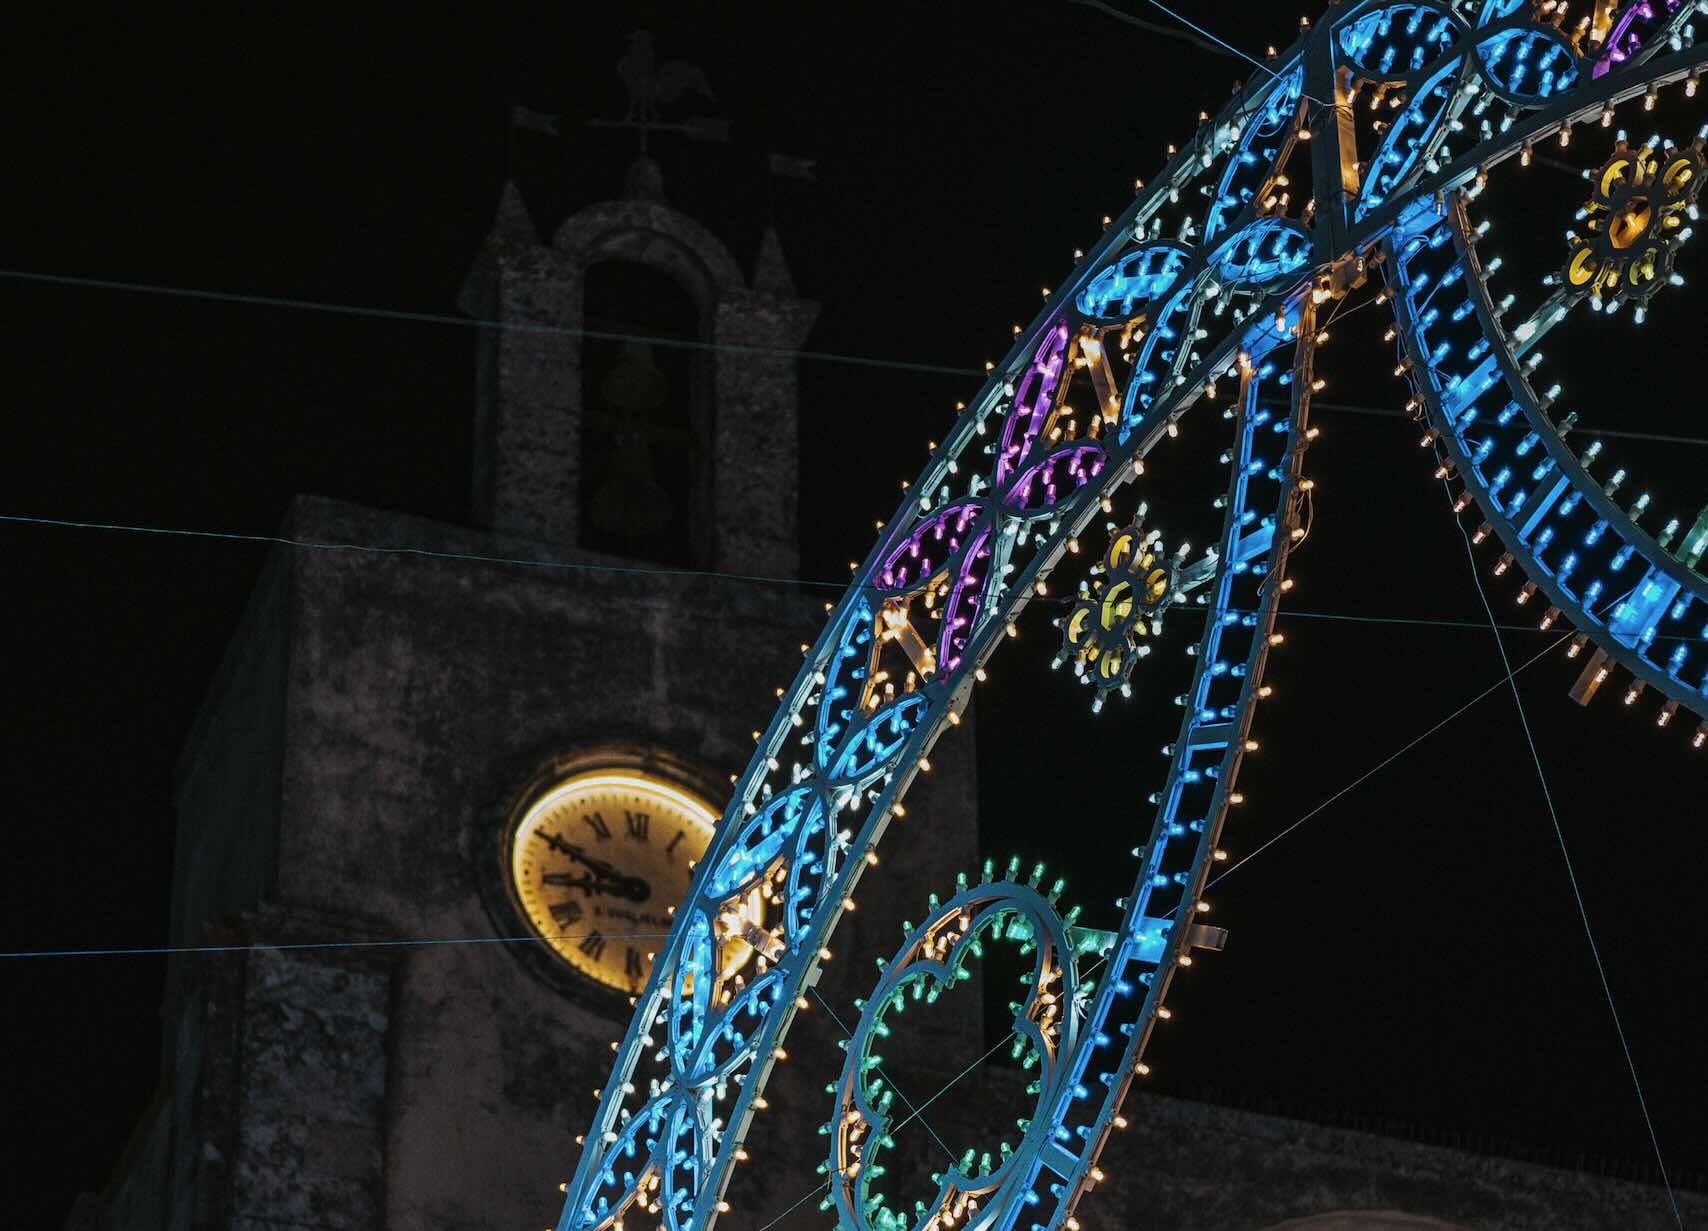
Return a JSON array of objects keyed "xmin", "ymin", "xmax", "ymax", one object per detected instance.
[{"xmin": 508, "ymin": 769, "xmax": 727, "ymax": 995}]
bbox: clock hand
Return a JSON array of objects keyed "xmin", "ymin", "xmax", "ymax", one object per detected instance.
[
  {"xmin": 533, "ymin": 829, "xmax": 577, "ymax": 856},
  {"xmin": 544, "ymin": 871, "xmax": 600, "ymax": 896},
  {"xmin": 533, "ymin": 835, "xmax": 655, "ymax": 900},
  {"xmin": 606, "ymin": 874, "xmax": 651, "ymax": 903},
  {"xmin": 563, "ymin": 845, "xmax": 654, "ymax": 903},
  {"xmin": 561, "ymin": 843, "xmax": 622, "ymax": 880},
  {"xmin": 543, "ymin": 868, "xmax": 654, "ymax": 903}
]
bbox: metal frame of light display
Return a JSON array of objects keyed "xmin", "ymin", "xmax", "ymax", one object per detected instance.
[{"xmin": 556, "ymin": 4, "xmax": 1708, "ymax": 1230}]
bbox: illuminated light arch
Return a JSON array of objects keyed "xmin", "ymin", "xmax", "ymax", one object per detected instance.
[{"xmin": 556, "ymin": 4, "xmax": 1708, "ymax": 1231}]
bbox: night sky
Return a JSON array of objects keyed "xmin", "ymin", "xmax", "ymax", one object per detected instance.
[{"xmin": 6, "ymin": 5, "xmax": 1706, "ymax": 1227}]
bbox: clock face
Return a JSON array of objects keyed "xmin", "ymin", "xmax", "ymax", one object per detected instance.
[{"xmin": 508, "ymin": 769, "xmax": 720, "ymax": 995}]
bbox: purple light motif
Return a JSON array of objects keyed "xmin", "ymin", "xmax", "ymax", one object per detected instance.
[
  {"xmin": 936, "ymin": 525, "xmax": 993, "ymax": 674},
  {"xmin": 876, "ymin": 499, "xmax": 984, "ymax": 592},
  {"xmin": 1593, "ymin": 0, "xmax": 1683, "ymax": 78},
  {"xmin": 1002, "ymin": 443, "xmax": 1107, "ymax": 515},
  {"xmin": 995, "ymin": 322, "xmax": 1070, "ymax": 487}
]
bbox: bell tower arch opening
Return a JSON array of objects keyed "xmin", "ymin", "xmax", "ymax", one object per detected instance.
[{"xmin": 579, "ymin": 258, "xmax": 709, "ymax": 566}]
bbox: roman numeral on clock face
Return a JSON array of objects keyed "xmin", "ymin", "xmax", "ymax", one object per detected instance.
[
  {"xmin": 625, "ymin": 947, "xmax": 644, "ymax": 980},
  {"xmin": 549, "ymin": 899, "xmax": 583, "ymax": 927},
  {"xmin": 581, "ymin": 811, "xmax": 612, "ymax": 840},
  {"xmin": 579, "ymin": 931, "xmax": 607, "ymax": 961},
  {"xmin": 625, "ymin": 810, "xmax": 650, "ymax": 841}
]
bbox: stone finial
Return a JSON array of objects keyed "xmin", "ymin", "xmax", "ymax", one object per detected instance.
[
  {"xmin": 490, "ymin": 180, "xmax": 536, "ymax": 245},
  {"xmin": 457, "ymin": 181, "xmax": 537, "ymax": 318},
  {"xmin": 750, "ymin": 226, "xmax": 796, "ymax": 297}
]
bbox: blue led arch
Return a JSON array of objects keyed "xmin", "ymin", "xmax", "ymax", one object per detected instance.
[{"xmin": 554, "ymin": 7, "xmax": 1708, "ymax": 1231}]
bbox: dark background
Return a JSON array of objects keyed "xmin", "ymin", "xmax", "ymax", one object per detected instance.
[{"xmin": 5, "ymin": 5, "xmax": 1704, "ymax": 1227}]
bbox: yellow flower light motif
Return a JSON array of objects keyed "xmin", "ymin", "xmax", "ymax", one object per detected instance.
[
  {"xmin": 1052, "ymin": 517, "xmax": 1179, "ymax": 712},
  {"xmin": 1565, "ymin": 134, "xmax": 1706, "ymax": 315}
]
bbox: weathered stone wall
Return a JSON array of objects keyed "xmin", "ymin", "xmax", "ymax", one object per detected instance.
[
  {"xmin": 709, "ymin": 281, "xmax": 816, "ymax": 578},
  {"xmin": 226, "ymin": 913, "xmax": 394, "ymax": 1231},
  {"xmin": 167, "ymin": 543, "xmax": 292, "ymax": 1003},
  {"xmin": 100, "ymin": 545, "xmax": 298, "ymax": 1231}
]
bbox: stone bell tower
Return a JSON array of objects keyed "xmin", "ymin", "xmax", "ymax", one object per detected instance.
[
  {"xmin": 458, "ymin": 157, "xmax": 817, "ymax": 575},
  {"xmin": 79, "ymin": 150, "xmax": 983, "ymax": 1231}
]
